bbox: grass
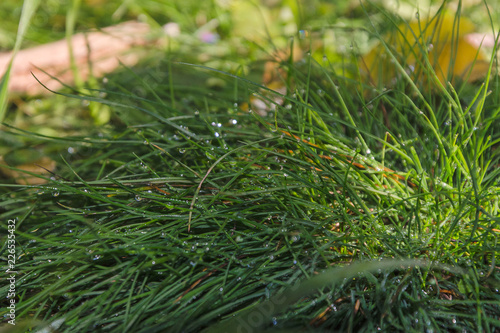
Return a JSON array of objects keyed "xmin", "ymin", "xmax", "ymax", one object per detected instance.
[
  {"xmin": 0, "ymin": 0, "xmax": 41, "ymax": 123},
  {"xmin": 1, "ymin": 0, "xmax": 499, "ymax": 332}
]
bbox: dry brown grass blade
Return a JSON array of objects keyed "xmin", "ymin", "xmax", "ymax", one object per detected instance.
[{"xmin": 277, "ymin": 127, "xmax": 417, "ymax": 188}]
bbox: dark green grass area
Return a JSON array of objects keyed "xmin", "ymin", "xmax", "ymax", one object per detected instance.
[
  {"xmin": 1, "ymin": 1, "xmax": 500, "ymax": 332},
  {"xmin": 1, "ymin": 54, "xmax": 499, "ymax": 332}
]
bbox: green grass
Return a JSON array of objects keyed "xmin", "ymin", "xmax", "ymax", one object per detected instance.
[
  {"xmin": 1, "ymin": 0, "xmax": 499, "ymax": 332},
  {"xmin": 0, "ymin": 0, "xmax": 41, "ymax": 123}
]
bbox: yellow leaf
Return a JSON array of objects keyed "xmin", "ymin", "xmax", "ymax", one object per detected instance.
[{"xmin": 361, "ymin": 12, "xmax": 489, "ymax": 88}]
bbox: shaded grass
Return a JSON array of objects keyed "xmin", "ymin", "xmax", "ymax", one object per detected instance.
[{"xmin": 1, "ymin": 1, "xmax": 500, "ymax": 332}]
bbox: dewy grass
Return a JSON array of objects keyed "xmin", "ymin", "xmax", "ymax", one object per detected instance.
[{"xmin": 1, "ymin": 2, "xmax": 500, "ymax": 333}]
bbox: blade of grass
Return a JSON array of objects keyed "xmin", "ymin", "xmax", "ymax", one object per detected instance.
[{"xmin": 0, "ymin": 0, "xmax": 41, "ymax": 123}]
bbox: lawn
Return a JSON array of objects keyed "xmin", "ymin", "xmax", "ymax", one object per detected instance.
[{"xmin": 1, "ymin": 0, "xmax": 499, "ymax": 332}]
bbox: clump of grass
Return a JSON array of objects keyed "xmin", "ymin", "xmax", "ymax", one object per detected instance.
[{"xmin": 1, "ymin": 1, "xmax": 499, "ymax": 332}]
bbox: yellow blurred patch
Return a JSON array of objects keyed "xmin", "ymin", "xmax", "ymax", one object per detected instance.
[
  {"xmin": 0, "ymin": 156, "xmax": 56, "ymax": 185},
  {"xmin": 361, "ymin": 12, "xmax": 490, "ymax": 88}
]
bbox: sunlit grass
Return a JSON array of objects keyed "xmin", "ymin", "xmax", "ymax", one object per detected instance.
[
  {"xmin": 1, "ymin": 1, "xmax": 499, "ymax": 332},
  {"xmin": 0, "ymin": 0, "xmax": 40, "ymax": 123}
]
